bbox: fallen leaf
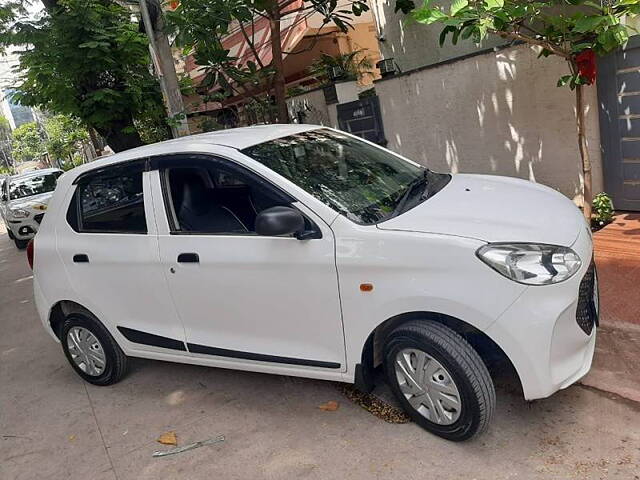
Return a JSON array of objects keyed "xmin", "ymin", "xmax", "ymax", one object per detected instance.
[
  {"xmin": 318, "ymin": 401, "xmax": 339, "ymax": 412},
  {"xmin": 69, "ymin": 435, "xmax": 76, "ymax": 442},
  {"xmin": 157, "ymin": 431, "xmax": 178, "ymax": 446}
]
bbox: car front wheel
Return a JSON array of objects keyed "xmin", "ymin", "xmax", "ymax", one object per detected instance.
[
  {"xmin": 61, "ymin": 314, "xmax": 128, "ymax": 386},
  {"xmin": 384, "ymin": 320, "xmax": 495, "ymax": 441}
]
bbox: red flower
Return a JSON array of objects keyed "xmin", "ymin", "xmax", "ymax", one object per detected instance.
[{"xmin": 576, "ymin": 50, "xmax": 597, "ymax": 85}]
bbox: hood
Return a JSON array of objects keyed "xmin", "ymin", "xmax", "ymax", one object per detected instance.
[
  {"xmin": 8, "ymin": 191, "xmax": 55, "ymax": 211},
  {"xmin": 378, "ymin": 174, "xmax": 585, "ymax": 246}
]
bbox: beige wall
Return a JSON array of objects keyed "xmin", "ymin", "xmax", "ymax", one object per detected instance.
[
  {"xmin": 375, "ymin": 44, "xmax": 603, "ymax": 205},
  {"xmin": 335, "ymin": 22, "xmax": 382, "ymax": 85},
  {"xmin": 370, "ymin": 0, "xmax": 506, "ymax": 72},
  {"xmin": 287, "ymin": 81, "xmax": 363, "ymax": 127},
  {"xmin": 287, "ymin": 88, "xmax": 334, "ymax": 126}
]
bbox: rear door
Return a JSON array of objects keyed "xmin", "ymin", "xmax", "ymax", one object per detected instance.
[{"xmin": 57, "ymin": 160, "xmax": 186, "ymax": 353}]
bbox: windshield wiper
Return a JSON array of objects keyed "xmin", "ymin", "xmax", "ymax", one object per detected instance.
[{"xmin": 389, "ymin": 170, "xmax": 429, "ymax": 220}]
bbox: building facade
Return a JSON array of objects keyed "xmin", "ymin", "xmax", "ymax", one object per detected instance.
[{"xmin": 182, "ymin": 1, "xmax": 382, "ymax": 131}]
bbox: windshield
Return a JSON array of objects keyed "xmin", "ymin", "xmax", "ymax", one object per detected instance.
[
  {"xmin": 243, "ymin": 129, "xmax": 435, "ymax": 224},
  {"xmin": 9, "ymin": 171, "xmax": 61, "ymax": 200}
]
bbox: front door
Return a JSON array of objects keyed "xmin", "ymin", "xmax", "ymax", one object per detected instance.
[
  {"xmin": 598, "ymin": 35, "xmax": 640, "ymax": 210},
  {"xmin": 151, "ymin": 155, "xmax": 345, "ymax": 370}
]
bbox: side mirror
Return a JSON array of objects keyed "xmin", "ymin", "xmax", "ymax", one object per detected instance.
[{"xmin": 255, "ymin": 206, "xmax": 305, "ymax": 237}]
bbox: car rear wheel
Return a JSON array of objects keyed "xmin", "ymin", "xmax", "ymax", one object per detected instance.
[
  {"xmin": 14, "ymin": 238, "xmax": 28, "ymax": 249},
  {"xmin": 61, "ymin": 314, "xmax": 128, "ymax": 386},
  {"xmin": 384, "ymin": 320, "xmax": 495, "ymax": 441}
]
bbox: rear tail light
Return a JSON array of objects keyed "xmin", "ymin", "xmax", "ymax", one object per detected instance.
[{"xmin": 27, "ymin": 239, "xmax": 34, "ymax": 270}]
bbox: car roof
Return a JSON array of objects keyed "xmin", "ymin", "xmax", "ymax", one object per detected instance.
[
  {"xmin": 172, "ymin": 124, "xmax": 321, "ymax": 150},
  {"xmin": 67, "ymin": 124, "xmax": 323, "ymax": 178}
]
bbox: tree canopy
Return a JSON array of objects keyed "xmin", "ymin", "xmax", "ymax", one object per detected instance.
[
  {"xmin": 168, "ymin": 0, "xmax": 370, "ymax": 123},
  {"xmin": 409, "ymin": 0, "xmax": 638, "ymax": 88},
  {"xmin": 3, "ymin": 0, "xmax": 169, "ymax": 152},
  {"xmin": 11, "ymin": 122, "xmax": 45, "ymax": 163},
  {"xmin": 43, "ymin": 114, "xmax": 89, "ymax": 164}
]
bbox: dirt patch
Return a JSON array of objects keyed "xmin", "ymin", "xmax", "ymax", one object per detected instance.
[{"xmin": 338, "ymin": 384, "xmax": 411, "ymax": 424}]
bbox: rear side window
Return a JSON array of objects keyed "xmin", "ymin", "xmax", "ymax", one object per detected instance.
[{"xmin": 67, "ymin": 164, "xmax": 147, "ymax": 234}]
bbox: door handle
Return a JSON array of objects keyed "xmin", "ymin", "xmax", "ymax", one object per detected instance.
[
  {"xmin": 177, "ymin": 253, "xmax": 199, "ymax": 263},
  {"xmin": 73, "ymin": 254, "xmax": 89, "ymax": 263}
]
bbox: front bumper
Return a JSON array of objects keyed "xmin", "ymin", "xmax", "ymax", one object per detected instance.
[
  {"xmin": 485, "ymin": 226, "xmax": 597, "ymax": 400},
  {"xmin": 6, "ymin": 213, "xmax": 44, "ymax": 240}
]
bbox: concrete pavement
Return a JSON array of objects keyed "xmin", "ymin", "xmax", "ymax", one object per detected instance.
[{"xmin": 1, "ymin": 224, "xmax": 639, "ymax": 480}]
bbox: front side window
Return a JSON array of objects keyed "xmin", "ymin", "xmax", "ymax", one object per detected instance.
[
  {"xmin": 9, "ymin": 171, "xmax": 61, "ymax": 200},
  {"xmin": 73, "ymin": 167, "xmax": 147, "ymax": 233},
  {"xmin": 161, "ymin": 159, "xmax": 292, "ymax": 235},
  {"xmin": 242, "ymin": 129, "xmax": 450, "ymax": 224}
]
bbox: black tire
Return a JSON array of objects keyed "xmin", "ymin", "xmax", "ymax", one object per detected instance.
[
  {"xmin": 60, "ymin": 313, "xmax": 128, "ymax": 386},
  {"xmin": 384, "ymin": 320, "xmax": 495, "ymax": 441},
  {"xmin": 14, "ymin": 238, "xmax": 28, "ymax": 249},
  {"xmin": 7, "ymin": 229, "xmax": 15, "ymax": 240}
]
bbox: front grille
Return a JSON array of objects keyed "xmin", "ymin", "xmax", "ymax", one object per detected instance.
[
  {"xmin": 34, "ymin": 213, "xmax": 44, "ymax": 224},
  {"xmin": 576, "ymin": 263, "xmax": 597, "ymax": 335}
]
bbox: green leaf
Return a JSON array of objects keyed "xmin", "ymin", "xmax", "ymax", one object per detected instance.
[
  {"xmin": 439, "ymin": 25, "xmax": 456, "ymax": 46},
  {"xmin": 557, "ymin": 75, "xmax": 572, "ymax": 87},
  {"xmin": 461, "ymin": 24, "xmax": 475, "ymax": 40},
  {"xmin": 452, "ymin": 26, "xmax": 462, "ymax": 45},
  {"xmin": 571, "ymin": 42, "xmax": 594, "ymax": 54},
  {"xmin": 612, "ymin": 25, "xmax": 630, "ymax": 45},
  {"xmin": 450, "ymin": 0, "xmax": 468, "ymax": 16},
  {"xmin": 583, "ymin": 1, "xmax": 604, "ymax": 10},
  {"xmin": 573, "ymin": 15, "xmax": 606, "ymax": 33},
  {"xmin": 538, "ymin": 48, "xmax": 552, "ymax": 58},
  {"xmin": 413, "ymin": 7, "xmax": 447, "ymax": 25},
  {"xmin": 484, "ymin": 0, "xmax": 504, "ymax": 10}
]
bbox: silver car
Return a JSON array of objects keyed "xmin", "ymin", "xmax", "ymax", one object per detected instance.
[{"xmin": 0, "ymin": 168, "xmax": 63, "ymax": 248}]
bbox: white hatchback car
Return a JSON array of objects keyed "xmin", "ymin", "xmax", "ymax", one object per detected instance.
[
  {"xmin": 31, "ymin": 125, "xmax": 598, "ymax": 441},
  {"xmin": 1, "ymin": 168, "xmax": 63, "ymax": 249}
]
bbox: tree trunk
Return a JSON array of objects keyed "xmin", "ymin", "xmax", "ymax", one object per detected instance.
[
  {"xmin": 95, "ymin": 118, "xmax": 144, "ymax": 153},
  {"xmin": 87, "ymin": 127, "xmax": 101, "ymax": 158},
  {"xmin": 141, "ymin": 0, "xmax": 190, "ymax": 137},
  {"xmin": 268, "ymin": 8, "xmax": 290, "ymax": 123},
  {"xmin": 576, "ymin": 84, "xmax": 592, "ymax": 221}
]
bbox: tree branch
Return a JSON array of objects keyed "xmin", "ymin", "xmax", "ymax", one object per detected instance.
[
  {"xmin": 492, "ymin": 29, "xmax": 571, "ymax": 59},
  {"xmin": 238, "ymin": 20, "xmax": 265, "ymax": 69}
]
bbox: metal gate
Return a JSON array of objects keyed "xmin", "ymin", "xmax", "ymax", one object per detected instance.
[
  {"xmin": 336, "ymin": 96, "xmax": 386, "ymax": 145},
  {"xmin": 598, "ymin": 36, "xmax": 640, "ymax": 211}
]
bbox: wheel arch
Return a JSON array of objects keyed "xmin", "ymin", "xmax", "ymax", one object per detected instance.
[
  {"xmin": 48, "ymin": 300, "xmax": 102, "ymax": 340},
  {"xmin": 355, "ymin": 311, "xmax": 523, "ymax": 395}
]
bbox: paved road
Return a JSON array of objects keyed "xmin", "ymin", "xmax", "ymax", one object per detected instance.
[{"xmin": 1, "ymin": 225, "xmax": 639, "ymax": 480}]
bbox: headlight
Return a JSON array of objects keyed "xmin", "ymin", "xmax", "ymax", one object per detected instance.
[
  {"xmin": 9, "ymin": 208, "xmax": 30, "ymax": 219},
  {"xmin": 476, "ymin": 243, "xmax": 581, "ymax": 285}
]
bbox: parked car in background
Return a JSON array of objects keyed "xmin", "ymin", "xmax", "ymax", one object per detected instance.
[
  {"xmin": 0, "ymin": 168, "xmax": 63, "ymax": 248},
  {"xmin": 31, "ymin": 125, "xmax": 598, "ymax": 441}
]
